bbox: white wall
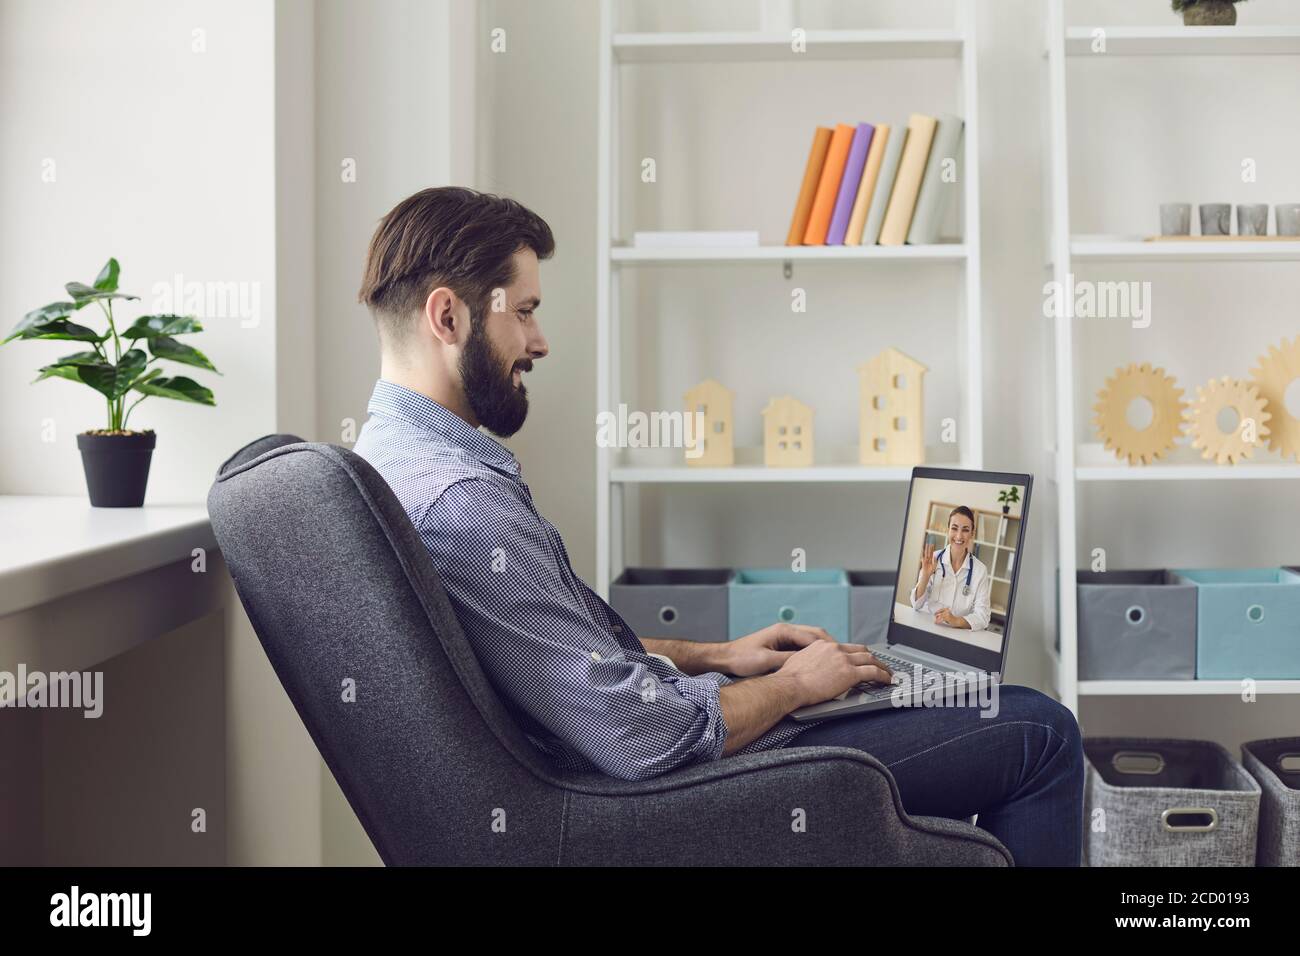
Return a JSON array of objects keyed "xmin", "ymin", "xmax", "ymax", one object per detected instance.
[
  {"xmin": 0, "ymin": 0, "xmax": 475, "ymax": 868},
  {"xmin": 0, "ymin": 0, "xmax": 278, "ymax": 502},
  {"xmin": 311, "ymin": 0, "xmax": 475, "ymax": 866},
  {"xmin": 474, "ymin": 0, "xmax": 603, "ymax": 575},
  {"xmin": 314, "ymin": 0, "xmax": 476, "ymax": 450}
]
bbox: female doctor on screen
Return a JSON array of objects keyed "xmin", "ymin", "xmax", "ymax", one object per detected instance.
[{"xmin": 911, "ymin": 505, "xmax": 992, "ymax": 631}]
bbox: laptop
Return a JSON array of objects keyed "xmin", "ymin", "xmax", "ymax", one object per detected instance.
[{"xmin": 792, "ymin": 466, "xmax": 1032, "ymax": 721}]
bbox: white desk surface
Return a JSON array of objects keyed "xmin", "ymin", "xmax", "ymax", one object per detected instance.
[
  {"xmin": 892, "ymin": 602, "xmax": 1002, "ymax": 652},
  {"xmin": 0, "ymin": 496, "xmax": 215, "ymax": 617}
]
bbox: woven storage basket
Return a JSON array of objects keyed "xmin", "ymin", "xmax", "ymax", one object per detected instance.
[
  {"xmin": 1084, "ymin": 737, "xmax": 1260, "ymax": 867},
  {"xmin": 1241, "ymin": 737, "xmax": 1300, "ymax": 867}
]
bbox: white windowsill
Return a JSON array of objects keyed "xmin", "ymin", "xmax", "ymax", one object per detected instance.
[{"xmin": 0, "ymin": 496, "xmax": 215, "ymax": 618}]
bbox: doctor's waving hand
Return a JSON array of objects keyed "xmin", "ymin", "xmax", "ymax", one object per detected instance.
[{"xmin": 910, "ymin": 505, "xmax": 992, "ymax": 632}]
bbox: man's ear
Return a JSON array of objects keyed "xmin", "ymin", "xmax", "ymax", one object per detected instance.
[{"xmin": 423, "ymin": 286, "xmax": 467, "ymax": 347}]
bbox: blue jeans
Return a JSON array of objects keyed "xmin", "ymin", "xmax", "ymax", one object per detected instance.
[{"xmin": 786, "ymin": 684, "xmax": 1085, "ymax": 866}]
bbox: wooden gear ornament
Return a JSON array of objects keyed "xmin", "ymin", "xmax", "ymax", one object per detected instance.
[
  {"xmin": 1185, "ymin": 376, "xmax": 1271, "ymax": 465},
  {"xmin": 1250, "ymin": 336, "xmax": 1300, "ymax": 462},
  {"xmin": 1093, "ymin": 362, "xmax": 1186, "ymax": 465}
]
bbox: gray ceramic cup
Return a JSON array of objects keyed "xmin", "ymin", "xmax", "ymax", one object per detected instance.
[
  {"xmin": 1277, "ymin": 204, "xmax": 1300, "ymax": 237},
  {"xmin": 1199, "ymin": 203, "xmax": 1231, "ymax": 236},
  {"xmin": 1237, "ymin": 204, "xmax": 1269, "ymax": 236},
  {"xmin": 1160, "ymin": 203, "xmax": 1192, "ymax": 236}
]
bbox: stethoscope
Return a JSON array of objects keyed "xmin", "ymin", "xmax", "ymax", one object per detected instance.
[{"xmin": 935, "ymin": 547, "xmax": 974, "ymax": 597}]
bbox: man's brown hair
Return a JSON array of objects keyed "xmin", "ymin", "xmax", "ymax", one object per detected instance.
[{"xmin": 358, "ymin": 186, "xmax": 555, "ymax": 340}]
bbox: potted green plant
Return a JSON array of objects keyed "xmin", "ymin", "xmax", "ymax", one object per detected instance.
[
  {"xmin": 1172, "ymin": 0, "xmax": 1245, "ymax": 26},
  {"xmin": 997, "ymin": 486, "xmax": 1020, "ymax": 515},
  {"xmin": 3, "ymin": 258, "xmax": 218, "ymax": 507}
]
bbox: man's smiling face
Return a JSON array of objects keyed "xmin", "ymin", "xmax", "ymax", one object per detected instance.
[{"xmin": 458, "ymin": 247, "xmax": 549, "ymax": 437}]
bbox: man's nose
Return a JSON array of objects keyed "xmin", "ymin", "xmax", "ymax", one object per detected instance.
[{"xmin": 529, "ymin": 325, "xmax": 549, "ymax": 359}]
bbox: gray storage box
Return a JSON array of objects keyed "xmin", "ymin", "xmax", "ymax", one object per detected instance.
[
  {"xmin": 1083, "ymin": 737, "xmax": 1260, "ymax": 867},
  {"xmin": 1076, "ymin": 570, "xmax": 1197, "ymax": 680},
  {"xmin": 609, "ymin": 568, "xmax": 732, "ymax": 642},
  {"xmin": 848, "ymin": 571, "xmax": 894, "ymax": 645},
  {"xmin": 1242, "ymin": 737, "xmax": 1300, "ymax": 867}
]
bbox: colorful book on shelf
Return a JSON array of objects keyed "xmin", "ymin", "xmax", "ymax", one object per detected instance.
[
  {"xmin": 861, "ymin": 125, "xmax": 908, "ymax": 246},
  {"xmin": 844, "ymin": 123, "xmax": 890, "ymax": 245},
  {"xmin": 906, "ymin": 113, "xmax": 964, "ymax": 246},
  {"xmin": 825, "ymin": 123, "xmax": 874, "ymax": 245},
  {"xmin": 785, "ymin": 126, "xmax": 833, "ymax": 246},
  {"xmin": 801, "ymin": 123, "xmax": 856, "ymax": 245},
  {"xmin": 878, "ymin": 113, "xmax": 938, "ymax": 246},
  {"xmin": 632, "ymin": 231, "xmax": 760, "ymax": 248}
]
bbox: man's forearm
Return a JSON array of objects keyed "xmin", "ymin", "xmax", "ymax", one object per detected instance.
[
  {"xmin": 641, "ymin": 638, "xmax": 732, "ymax": 676},
  {"xmin": 719, "ymin": 672, "xmax": 806, "ymax": 754}
]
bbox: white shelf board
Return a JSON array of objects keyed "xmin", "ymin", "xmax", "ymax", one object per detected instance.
[
  {"xmin": 1076, "ymin": 460, "xmax": 1300, "ymax": 482},
  {"xmin": 1071, "ymin": 235, "xmax": 1300, "ymax": 262},
  {"xmin": 1066, "ymin": 25, "xmax": 1300, "ymax": 57},
  {"xmin": 613, "ymin": 29, "xmax": 964, "ymax": 63},
  {"xmin": 1076, "ymin": 441, "xmax": 1300, "ymax": 480},
  {"xmin": 1081, "ymin": 679, "xmax": 1300, "ymax": 696},
  {"xmin": 612, "ymin": 243, "xmax": 967, "ymax": 265},
  {"xmin": 611, "ymin": 446, "xmax": 962, "ymax": 483},
  {"xmin": 610, "ymin": 463, "xmax": 918, "ymax": 483}
]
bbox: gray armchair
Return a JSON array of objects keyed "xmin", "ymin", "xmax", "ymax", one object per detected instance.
[{"xmin": 207, "ymin": 434, "xmax": 1012, "ymax": 866}]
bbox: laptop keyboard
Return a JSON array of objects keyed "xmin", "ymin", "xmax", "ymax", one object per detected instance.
[
  {"xmin": 855, "ymin": 650, "xmax": 949, "ymax": 698},
  {"xmin": 829, "ymin": 650, "xmax": 981, "ymax": 702}
]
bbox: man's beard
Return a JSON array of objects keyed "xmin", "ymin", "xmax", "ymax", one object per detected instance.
[{"xmin": 459, "ymin": 319, "xmax": 530, "ymax": 438}]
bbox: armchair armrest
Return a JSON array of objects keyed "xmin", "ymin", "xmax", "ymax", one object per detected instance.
[{"xmin": 553, "ymin": 746, "xmax": 1013, "ymax": 866}]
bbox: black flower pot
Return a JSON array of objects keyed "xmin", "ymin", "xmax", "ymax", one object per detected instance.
[
  {"xmin": 1183, "ymin": 1, "xmax": 1237, "ymax": 26},
  {"xmin": 76, "ymin": 431, "xmax": 156, "ymax": 507}
]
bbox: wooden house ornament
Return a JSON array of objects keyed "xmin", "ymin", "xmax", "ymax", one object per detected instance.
[
  {"xmin": 762, "ymin": 395, "xmax": 815, "ymax": 467},
  {"xmin": 858, "ymin": 348, "xmax": 927, "ymax": 465},
  {"xmin": 683, "ymin": 378, "xmax": 734, "ymax": 467}
]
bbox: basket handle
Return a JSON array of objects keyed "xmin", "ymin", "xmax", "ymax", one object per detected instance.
[
  {"xmin": 1111, "ymin": 750, "xmax": 1165, "ymax": 775},
  {"xmin": 1277, "ymin": 753, "xmax": 1300, "ymax": 774},
  {"xmin": 1161, "ymin": 807, "xmax": 1218, "ymax": 832}
]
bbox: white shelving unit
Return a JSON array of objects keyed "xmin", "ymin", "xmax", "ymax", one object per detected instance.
[
  {"xmin": 1045, "ymin": 2, "xmax": 1300, "ymax": 713},
  {"xmin": 595, "ymin": 1, "xmax": 983, "ymax": 595}
]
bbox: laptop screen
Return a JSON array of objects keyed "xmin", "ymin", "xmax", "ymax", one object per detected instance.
[{"xmin": 888, "ymin": 467, "xmax": 1032, "ymax": 675}]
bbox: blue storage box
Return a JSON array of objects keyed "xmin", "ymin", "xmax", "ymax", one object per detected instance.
[
  {"xmin": 1172, "ymin": 568, "xmax": 1300, "ymax": 679},
  {"xmin": 728, "ymin": 569, "xmax": 849, "ymax": 642}
]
